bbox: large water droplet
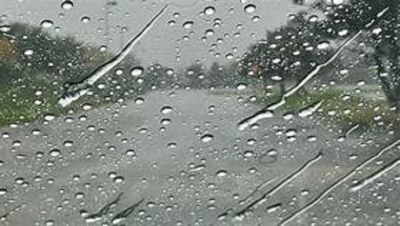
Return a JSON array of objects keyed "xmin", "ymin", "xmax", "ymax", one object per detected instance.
[
  {"xmin": 40, "ymin": 20, "xmax": 53, "ymax": 28},
  {"xmin": 201, "ymin": 134, "xmax": 214, "ymax": 143},
  {"xmin": 317, "ymin": 41, "xmax": 330, "ymax": 50},
  {"xmin": 237, "ymin": 83, "xmax": 247, "ymax": 90},
  {"xmin": 114, "ymin": 176, "xmax": 124, "ymax": 183},
  {"xmin": 24, "ymin": 49, "xmax": 34, "ymax": 56},
  {"xmin": 244, "ymin": 4, "xmax": 256, "ymax": 13},
  {"xmin": 216, "ymin": 170, "xmax": 228, "ymax": 177},
  {"xmin": 183, "ymin": 21, "xmax": 194, "ymax": 29},
  {"xmin": 0, "ymin": 188, "xmax": 6, "ymax": 195},
  {"xmin": 0, "ymin": 25, "xmax": 11, "ymax": 32},
  {"xmin": 161, "ymin": 106, "xmax": 173, "ymax": 114},
  {"xmin": 49, "ymin": 149, "xmax": 62, "ymax": 157},
  {"xmin": 131, "ymin": 67, "xmax": 144, "ymax": 76},
  {"xmin": 81, "ymin": 16, "xmax": 90, "ymax": 23},
  {"xmin": 61, "ymin": 0, "xmax": 74, "ymax": 10},
  {"xmin": 204, "ymin": 6, "xmax": 216, "ymax": 15},
  {"xmin": 44, "ymin": 114, "xmax": 55, "ymax": 121}
]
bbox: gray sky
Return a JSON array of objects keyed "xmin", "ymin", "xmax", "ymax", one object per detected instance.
[{"xmin": 1, "ymin": 0, "xmax": 305, "ymax": 68}]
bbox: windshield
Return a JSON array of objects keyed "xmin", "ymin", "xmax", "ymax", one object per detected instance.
[{"xmin": 1, "ymin": 0, "xmax": 400, "ymax": 225}]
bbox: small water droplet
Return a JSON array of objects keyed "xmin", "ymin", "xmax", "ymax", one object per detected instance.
[
  {"xmin": 237, "ymin": 83, "xmax": 247, "ymax": 90},
  {"xmin": 12, "ymin": 140, "xmax": 21, "ymax": 147},
  {"xmin": 244, "ymin": 150, "xmax": 254, "ymax": 157},
  {"xmin": 301, "ymin": 190, "xmax": 310, "ymax": 196},
  {"xmin": 205, "ymin": 29, "xmax": 214, "ymax": 36},
  {"xmin": 201, "ymin": 134, "xmax": 213, "ymax": 143},
  {"xmin": 244, "ymin": 4, "xmax": 256, "ymax": 13},
  {"xmin": 63, "ymin": 140, "xmax": 73, "ymax": 147},
  {"xmin": 44, "ymin": 114, "xmax": 55, "ymax": 121},
  {"xmin": 82, "ymin": 104, "xmax": 92, "ymax": 111},
  {"xmin": 332, "ymin": 0, "xmax": 344, "ymax": 5},
  {"xmin": 161, "ymin": 118, "xmax": 171, "ymax": 125},
  {"xmin": 131, "ymin": 67, "xmax": 144, "ymax": 76},
  {"xmin": 183, "ymin": 21, "xmax": 194, "ymax": 29},
  {"xmin": 216, "ymin": 170, "xmax": 228, "ymax": 177},
  {"xmin": 204, "ymin": 6, "xmax": 215, "ymax": 15},
  {"xmin": 338, "ymin": 29, "xmax": 349, "ymax": 36},
  {"xmin": 81, "ymin": 16, "xmax": 90, "ymax": 23},
  {"xmin": 285, "ymin": 129, "xmax": 297, "ymax": 137},
  {"xmin": 61, "ymin": 0, "xmax": 74, "ymax": 10},
  {"xmin": 308, "ymin": 15, "xmax": 319, "ymax": 22},
  {"xmin": 24, "ymin": 49, "xmax": 34, "ymax": 56},
  {"xmin": 40, "ymin": 20, "xmax": 54, "ymax": 28},
  {"xmin": 126, "ymin": 149, "xmax": 136, "ymax": 156},
  {"xmin": 115, "ymin": 68, "xmax": 124, "ymax": 75},
  {"xmin": 32, "ymin": 129, "xmax": 41, "ymax": 135},
  {"xmin": 49, "ymin": 149, "xmax": 61, "ymax": 157},
  {"xmin": 161, "ymin": 106, "xmax": 173, "ymax": 114},
  {"xmin": 135, "ymin": 97, "xmax": 144, "ymax": 105},
  {"xmin": 0, "ymin": 25, "xmax": 10, "ymax": 32},
  {"xmin": 266, "ymin": 203, "xmax": 281, "ymax": 213},
  {"xmin": 252, "ymin": 15, "xmax": 261, "ymax": 22},
  {"xmin": 166, "ymin": 68, "xmax": 175, "ymax": 75},
  {"xmin": 317, "ymin": 41, "xmax": 330, "ymax": 50},
  {"xmin": 0, "ymin": 188, "xmax": 7, "ymax": 195},
  {"xmin": 114, "ymin": 176, "xmax": 124, "ymax": 183},
  {"xmin": 307, "ymin": 136, "xmax": 317, "ymax": 142}
]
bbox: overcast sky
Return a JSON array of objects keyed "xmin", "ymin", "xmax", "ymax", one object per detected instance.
[{"xmin": 1, "ymin": 0, "xmax": 305, "ymax": 68}]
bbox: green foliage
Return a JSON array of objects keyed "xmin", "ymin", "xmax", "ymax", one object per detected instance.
[
  {"xmin": 257, "ymin": 88, "xmax": 400, "ymax": 129},
  {"xmin": 238, "ymin": 11, "xmax": 335, "ymax": 94},
  {"xmin": 300, "ymin": 0, "xmax": 400, "ymax": 109},
  {"xmin": 0, "ymin": 22, "xmax": 144, "ymax": 127}
]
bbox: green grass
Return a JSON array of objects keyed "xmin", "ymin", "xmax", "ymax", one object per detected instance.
[
  {"xmin": 255, "ymin": 88, "xmax": 400, "ymax": 129},
  {"xmin": 0, "ymin": 81, "xmax": 109, "ymax": 128}
]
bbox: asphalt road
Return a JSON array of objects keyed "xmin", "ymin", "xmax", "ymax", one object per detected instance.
[{"xmin": 0, "ymin": 89, "xmax": 399, "ymax": 226}]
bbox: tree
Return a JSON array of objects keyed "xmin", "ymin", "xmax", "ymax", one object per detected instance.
[
  {"xmin": 207, "ymin": 62, "xmax": 229, "ymax": 88},
  {"xmin": 238, "ymin": 11, "xmax": 334, "ymax": 95},
  {"xmin": 178, "ymin": 62, "xmax": 206, "ymax": 89},
  {"xmin": 140, "ymin": 63, "xmax": 176, "ymax": 91},
  {"xmin": 293, "ymin": 0, "xmax": 400, "ymax": 110}
]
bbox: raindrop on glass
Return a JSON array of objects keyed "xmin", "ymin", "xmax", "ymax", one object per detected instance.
[
  {"xmin": 40, "ymin": 20, "xmax": 53, "ymax": 28},
  {"xmin": 131, "ymin": 67, "xmax": 144, "ymax": 76},
  {"xmin": 24, "ymin": 49, "xmax": 34, "ymax": 56},
  {"xmin": 183, "ymin": 21, "xmax": 194, "ymax": 29},
  {"xmin": 49, "ymin": 149, "xmax": 62, "ymax": 157},
  {"xmin": 204, "ymin": 6, "xmax": 215, "ymax": 15},
  {"xmin": 244, "ymin": 4, "xmax": 256, "ymax": 13},
  {"xmin": 201, "ymin": 134, "xmax": 213, "ymax": 143},
  {"xmin": 81, "ymin": 16, "xmax": 90, "ymax": 23},
  {"xmin": 161, "ymin": 106, "xmax": 173, "ymax": 114},
  {"xmin": 61, "ymin": 0, "xmax": 74, "ymax": 10},
  {"xmin": 216, "ymin": 170, "xmax": 228, "ymax": 177}
]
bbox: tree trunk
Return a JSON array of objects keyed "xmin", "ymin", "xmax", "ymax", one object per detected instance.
[
  {"xmin": 279, "ymin": 81, "xmax": 286, "ymax": 96},
  {"xmin": 374, "ymin": 2, "xmax": 400, "ymax": 111}
]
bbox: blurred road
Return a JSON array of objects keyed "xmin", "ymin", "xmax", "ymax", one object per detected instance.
[{"xmin": 0, "ymin": 89, "xmax": 398, "ymax": 226}]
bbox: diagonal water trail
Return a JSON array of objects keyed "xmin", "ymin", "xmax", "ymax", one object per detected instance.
[
  {"xmin": 345, "ymin": 124, "xmax": 360, "ymax": 137},
  {"xmin": 111, "ymin": 198, "xmax": 144, "ymax": 225},
  {"xmin": 238, "ymin": 32, "xmax": 360, "ymax": 130},
  {"xmin": 238, "ymin": 7, "xmax": 389, "ymax": 131},
  {"xmin": 233, "ymin": 152, "xmax": 323, "ymax": 219},
  {"xmin": 298, "ymin": 100, "xmax": 324, "ymax": 118},
  {"xmin": 279, "ymin": 138, "xmax": 400, "ymax": 226},
  {"xmin": 240, "ymin": 177, "xmax": 276, "ymax": 204},
  {"xmin": 58, "ymin": 5, "xmax": 169, "ymax": 107},
  {"xmin": 85, "ymin": 193, "xmax": 123, "ymax": 223},
  {"xmin": 350, "ymin": 157, "xmax": 400, "ymax": 192}
]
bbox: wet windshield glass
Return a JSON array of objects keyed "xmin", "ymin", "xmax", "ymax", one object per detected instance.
[{"xmin": 1, "ymin": 0, "xmax": 400, "ymax": 225}]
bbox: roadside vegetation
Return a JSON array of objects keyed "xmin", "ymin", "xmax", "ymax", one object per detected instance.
[{"xmin": 253, "ymin": 87, "xmax": 400, "ymax": 130}]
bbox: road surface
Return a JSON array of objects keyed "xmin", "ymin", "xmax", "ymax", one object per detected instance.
[{"xmin": 0, "ymin": 89, "xmax": 398, "ymax": 226}]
